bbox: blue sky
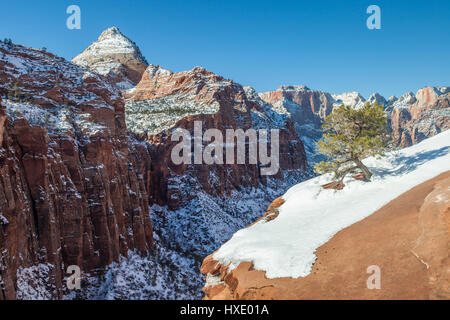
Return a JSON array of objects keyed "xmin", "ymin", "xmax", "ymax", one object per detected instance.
[{"xmin": 1, "ymin": 0, "xmax": 449, "ymax": 98}]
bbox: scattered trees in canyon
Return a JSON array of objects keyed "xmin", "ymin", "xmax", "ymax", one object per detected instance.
[{"xmin": 314, "ymin": 102, "xmax": 390, "ymax": 185}]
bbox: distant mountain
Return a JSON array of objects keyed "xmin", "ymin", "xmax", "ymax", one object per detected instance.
[
  {"xmin": 259, "ymin": 85, "xmax": 450, "ymax": 150},
  {"xmin": 72, "ymin": 27, "xmax": 148, "ymax": 89},
  {"xmin": 388, "ymin": 87, "xmax": 450, "ymax": 146}
]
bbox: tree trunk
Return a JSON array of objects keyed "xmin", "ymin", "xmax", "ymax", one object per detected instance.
[{"xmin": 353, "ymin": 157, "xmax": 372, "ymax": 181}]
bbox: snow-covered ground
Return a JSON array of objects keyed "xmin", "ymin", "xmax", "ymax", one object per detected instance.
[{"xmin": 212, "ymin": 129, "xmax": 450, "ymax": 279}]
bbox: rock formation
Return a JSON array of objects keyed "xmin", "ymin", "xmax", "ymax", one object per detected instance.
[
  {"xmin": 0, "ymin": 41, "xmax": 152, "ymax": 299},
  {"xmin": 72, "ymin": 27, "xmax": 148, "ymax": 89},
  {"xmin": 389, "ymin": 87, "xmax": 450, "ymax": 147},
  {"xmin": 260, "ymin": 85, "xmax": 450, "ymax": 149},
  {"xmin": 1, "ymin": 28, "xmax": 448, "ymax": 300},
  {"xmin": 124, "ymin": 65, "xmax": 309, "ymax": 211},
  {"xmin": 0, "ymin": 36, "xmax": 310, "ymax": 299}
]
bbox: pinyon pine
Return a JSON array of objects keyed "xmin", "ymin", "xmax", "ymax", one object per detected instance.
[{"xmin": 314, "ymin": 102, "xmax": 390, "ymax": 184}]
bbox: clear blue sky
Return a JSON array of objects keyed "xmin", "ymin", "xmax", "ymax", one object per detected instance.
[{"xmin": 1, "ymin": 0, "xmax": 449, "ymax": 98}]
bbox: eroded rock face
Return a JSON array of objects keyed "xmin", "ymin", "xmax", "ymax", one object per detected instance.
[
  {"xmin": 72, "ymin": 27, "xmax": 148, "ymax": 89},
  {"xmin": 260, "ymin": 85, "xmax": 450, "ymax": 148},
  {"xmin": 260, "ymin": 85, "xmax": 335, "ymax": 127},
  {"xmin": 389, "ymin": 87, "xmax": 450, "ymax": 147},
  {"xmin": 201, "ymin": 172, "xmax": 450, "ymax": 300},
  {"xmin": 125, "ymin": 66, "xmax": 309, "ymax": 210},
  {"xmin": 0, "ymin": 42, "xmax": 152, "ymax": 299}
]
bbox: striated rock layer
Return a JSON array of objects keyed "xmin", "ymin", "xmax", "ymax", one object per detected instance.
[
  {"xmin": 389, "ymin": 87, "xmax": 450, "ymax": 147},
  {"xmin": 125, "ymin": 65, "xmax": 309, "ymax": 211},
  {"xmin": 260, "ymin": 85, "xmax": 450, "ymax": 151},
  {"xmin": 0, "ymin": 42, "xmax": 153, "ymax": 299},
  {"xmin": 201, "ymin": 172, "xmax": 450, "ymax": 300},
  {"xmin": 72, "ymin": 27, "xmax": 148, "ymax": 89}
]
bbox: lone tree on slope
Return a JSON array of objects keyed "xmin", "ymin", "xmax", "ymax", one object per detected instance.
[{"xmin": 314, "ymin": 102, "xmax": 390, "ymax": 184}]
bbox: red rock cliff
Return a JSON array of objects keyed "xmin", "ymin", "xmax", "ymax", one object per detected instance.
[
  {"xmin": 0, "ymin": 42, "xmax": 153, "ymax": 299},
  {"xmin": 125, "ymin": 65, "xmax": 309, "ymax": 210}
]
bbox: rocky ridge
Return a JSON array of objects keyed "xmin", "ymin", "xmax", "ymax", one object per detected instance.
[
  {"xmin": 124, "ymin": 64, "xmax": 309, "ymax": 211},
  {"xmin": 0, "ymin": 33, "xmax": 311, "ymax": 299}
]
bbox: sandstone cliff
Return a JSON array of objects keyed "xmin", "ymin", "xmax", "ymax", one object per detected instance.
[
  {"xmin": 125, "ymin": 65, "xmax": 309, "ymax": 211},
  {"xmin": 0, "ymin": 42, "xmax": 153, "ymax": 299},
  {"xmin": 1, "ymin": 29, "xmax": 448, "ymax": 300},
  {"xmin": 260, "ymin": 85, "xmax": 450, "ymax": 152},
  {"xmin": 389, "ymin": 87, "xmax": 450, "ymax": 147}
]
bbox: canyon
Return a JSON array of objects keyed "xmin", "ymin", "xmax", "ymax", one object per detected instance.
[{"xmin": 0, "ymin": 27, "xmax": 449, "ymax": 299}]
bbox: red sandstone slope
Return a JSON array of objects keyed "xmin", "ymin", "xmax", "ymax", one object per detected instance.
[
  {"xmin": 201, "ymin": 171, "xmax": 450, "ymax": 300},
  {"xmin": 0, "ymin": 42, "xmax": 152, "ymax": 299}
]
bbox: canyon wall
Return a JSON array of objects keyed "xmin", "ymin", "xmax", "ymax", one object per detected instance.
[{"xmin": 0, "ymin": 42, "xmax": 153, "ymax": 299}]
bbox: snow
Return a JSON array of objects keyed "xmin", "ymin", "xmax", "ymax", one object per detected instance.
[
  {"xmin": 4, "ymin": 100, "xmax": 108, "ymax": 136},
  {"xmin": 0, "ymin": 214, "xmax": 9, "ymax": 225},
  {"xmin": 125, "ymin": 95, "xmax": 220, "ymax": 135},
  {"xmin": 16, "ymin": 263, "xmax": 55, "ymax": 300},
  {"xmin": 212, "ymin": 130, "xmax": 450, "ymax": 279},
  {"xmin": 72, "ymin": 26, "xmax": 147, "ymax": 80}
]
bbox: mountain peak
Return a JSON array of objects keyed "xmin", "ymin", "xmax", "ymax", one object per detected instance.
[
  {"xmin": 72, "ymin": 26, "xmax": 148, "ymax": 89},
  {"xmin": 277, "ymin": 85, "xmax": 311, "ymax": 92},
  {"xmin": 97, "ymin": 26, "xmax": 126, "ymax": 41}
]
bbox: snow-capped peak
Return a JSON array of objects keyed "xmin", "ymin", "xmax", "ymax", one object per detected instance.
[
  {"xmin": 367, "ymin": 92, "xmax": 387, "ymax": 106},
  {"xmin": 332, "ymin": 91, "xmax": 366, "ymax": 108},
  {"xmin": 98, "ymin": 26, "xmax": 124, "ymax": 40},
  {"xmin": 72, "ymin": 26, "xmax": 148, "ymax": 88}
]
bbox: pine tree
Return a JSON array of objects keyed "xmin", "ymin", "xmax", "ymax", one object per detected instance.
[
  {"xmin": 13, "ymin": 82, "xmax": 21, "ymax": 101},
  {"xmin": 314, "ymin": 102, "xmax": 390, "ymax": 185}
]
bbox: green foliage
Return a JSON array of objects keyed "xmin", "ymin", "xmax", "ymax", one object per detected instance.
[
  {"xmin": 7, "ymin": 82, "xmax": 22, "ymax": 102},
  {"xmin": 314, "ymin": 102, "xmax": 390, "ymax": 182},
  {"xmin": 13, "ymin": 82, "xmax": 21, "ymax": 99}
]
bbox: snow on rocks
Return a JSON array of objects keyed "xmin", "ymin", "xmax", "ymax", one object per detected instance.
[
  {"xmin": 0, "ymin": 214, "xmax": 9, "ymax": 225},
  {"xmin": 332, "ymin": 91, "xmax": 366, "ymax": 109},
  {"xmin": 72, "ymin": 26, "xmax": 148, "ymax": 87},
  {"xmin": 15, "ymin": 263, "xmax": 55, "ymax": 300},
  {"xmin": 212, "ymin": 130, "xmax": 450, "ymax": 279}
]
